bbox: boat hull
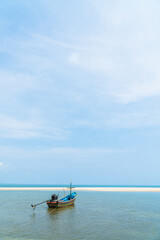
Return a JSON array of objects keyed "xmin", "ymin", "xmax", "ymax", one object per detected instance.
[
  {"xmin": 47, "ymin": 198, "xmax": 76, "ymax": 208},
  {"xmin": 47, "ymin": 192, "xmax": 76, "ymax": 208}
]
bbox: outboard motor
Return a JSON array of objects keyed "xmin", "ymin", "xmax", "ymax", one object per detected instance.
[{"xmin": 51, "ymin": 194, "xmax": 58, "ymax": 201}]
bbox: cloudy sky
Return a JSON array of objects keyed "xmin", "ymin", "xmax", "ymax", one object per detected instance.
[{"xmin": 0, "ymin": 0, "xmax": 160, "ymax": 185}]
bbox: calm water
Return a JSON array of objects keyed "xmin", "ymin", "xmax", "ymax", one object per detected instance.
[{"xmin": 0, "ymin": 190, "xmax": 160, "ymax": 239}]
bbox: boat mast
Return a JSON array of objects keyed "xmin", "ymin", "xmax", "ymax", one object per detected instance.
[{"xmin": 70, "ymin": 180, "xmax": 72, "ymax": 197}]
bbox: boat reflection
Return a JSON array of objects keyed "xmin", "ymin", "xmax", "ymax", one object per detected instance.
[{"xmin": 47, "ymin": 204, "xmax": 75, "ymax": 216}]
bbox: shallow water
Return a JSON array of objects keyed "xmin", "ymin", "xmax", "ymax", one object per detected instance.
[{"xmin": 0, "ymin": 190, "xmax": 160, "ymax": 239}]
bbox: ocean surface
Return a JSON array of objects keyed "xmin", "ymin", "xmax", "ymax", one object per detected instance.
[{"xmin": 0, "ymin": 190, "xmax": 160, "ymax": 239}]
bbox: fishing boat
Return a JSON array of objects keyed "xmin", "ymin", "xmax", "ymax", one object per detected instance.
[
  {"xmin": 31, "ymin": 182, "xmax": 77, "ymax": 210},
  {"xmin": 47, "ymin": 191, "xmax": 76, "ymax": 208}
]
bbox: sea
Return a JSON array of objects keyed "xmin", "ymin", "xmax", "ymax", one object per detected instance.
[{"xmin": 1, "ymin": 185, "xmax": 160, "ymax": 240}]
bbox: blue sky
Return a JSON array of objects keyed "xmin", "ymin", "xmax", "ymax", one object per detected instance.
[{"xmin": 0, "ymin": 0, "xmax": 160, "ymax": 185}]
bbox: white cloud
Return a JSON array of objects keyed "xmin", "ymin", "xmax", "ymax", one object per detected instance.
[
  {"xmin": 0, "ymin": 146, "xmax": 128, "ymax": 160},
  {"xmin": 32, "ymin": 34, "xmax": 84, "ymax": 50},
  {"xmin": 0, "ymin": 114, "xmax": 67, "ymax": 139},
  {"xmin": 68, "ymin": 53, "xmax": 79, "ymax": 64},
  {"xmin": 47, "ymin": 147, "xmax": 127, "ymax": 155},
  {"xmin": 0, "ymin": 162, "xmax": 8, "ymax": 167},
  {"xmin": 65, "ymin": 0, "xmax": 160, "ymax": 104},
  {"xmin": 0, "ymin": 0, "xmax": 160, "ymax": 133}
]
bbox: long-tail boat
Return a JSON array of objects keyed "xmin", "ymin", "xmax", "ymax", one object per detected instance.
[
  {"xmin": 31, "ymin": 182, "xmax": 77, "ymax": 210},
  {"xmin": 47, "ymin": 191, "xmax": 76, "ymax": 208}
]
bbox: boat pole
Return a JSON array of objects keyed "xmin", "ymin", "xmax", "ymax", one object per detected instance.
[
  {"xmin": 31, "ymin": 199, "xmax": 49, "ymax": 210},
  {"xmin": 70, "ymin": 180, "xmax": 72, "ymax": 197}
]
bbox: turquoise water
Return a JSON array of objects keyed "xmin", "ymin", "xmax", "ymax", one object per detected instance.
[
  {"xmin": 1, "ymin": 190, "xmax": 160, "ymax": 239},
  {"xmin": 1, "ymin": 184, "xmax": 160, "ymax": 187}
]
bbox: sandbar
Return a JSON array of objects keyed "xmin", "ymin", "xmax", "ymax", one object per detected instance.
[{"xmin": 0, "ymin": 187, "xmax": 160, "ymax": 192}]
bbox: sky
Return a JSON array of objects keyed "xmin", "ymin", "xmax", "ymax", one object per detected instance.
[{"xmin": 0, "ymin": 0, "xmax": 160, "ymax": 185}]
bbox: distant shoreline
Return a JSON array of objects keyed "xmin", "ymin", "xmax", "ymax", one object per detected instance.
[{"xmin": 1, "ymin": 187, "xmax": 160, "ymax": 192}]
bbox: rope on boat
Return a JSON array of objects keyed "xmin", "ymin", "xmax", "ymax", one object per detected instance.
[
  {"xmin": 1, "ymin": 190, "xmax": 74, "ymax": 237},
  {"xmin": 0, "ymin": 203, "xmax": 59, "ymax": 238}
]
